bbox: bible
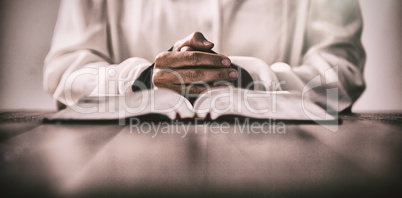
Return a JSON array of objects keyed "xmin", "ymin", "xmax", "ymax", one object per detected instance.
[{"xmin": 46, "ymin": 87, "xmax": 336, "ymax": 122}]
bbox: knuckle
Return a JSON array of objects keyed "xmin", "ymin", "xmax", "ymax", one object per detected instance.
[
  {"xmin": 177, "ymin": 71, "xmax": 187, "ymax": 81},
  {"xmin": 194, "ymin": 70, "xmax": 204, "ymax": 81},
  {"xmin": 155, "ymin": 52, "xmax": 168, "ymax": 60},
  {"xmin": 185, "ymin": 70, "xmax": 203, "ymax": 81},
  {"xmin": 153, "ymin": 70, "xmax": 162, "ymax": 78},
  {"xmin": 155, "ymin": 52, "xmax": 169, "ymax": 67},
  {"xmin": 152, "ymin": 70, "xmax": 167, "ymax": 87},
  {"xmin": 152, "ymin": 77, "xmax": 162, "ymax": 87},
  {"xmin": 169, "ymin": 70, "xmax": 182, "ymax": 82},
  {"xmin": 189, "ymin": 72, "xmax": 197, "ymax": 81},
  {"xmin": 183, "ymin": 71, "xmax": 195, "ymax": 81},
  {"xmin": 218, "ymin": 70, "xmax": 227, "ymax": 80},
  {"xmin": 189, "ymin": 85, "xmax": 201, "ymax": 94},
  {"xmin": 185, "ymin": 51, "xmax": 198, "ymax": 64}
]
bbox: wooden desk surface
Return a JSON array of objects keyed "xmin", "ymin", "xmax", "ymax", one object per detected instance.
[{"xmin": 0, "ymin": 111, "xmax": 401, "ymax": 197}]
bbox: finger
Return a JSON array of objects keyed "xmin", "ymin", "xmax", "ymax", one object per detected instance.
[
  {"xmin": 152, "ymin": 69, "xmax": 182, "ymax": 93},
  {"xmin": 173, "ymin": 32, "xmax": 214, "ymax": 52},
  {"xmin": 155, "ymin": 51, "xmax": 231, "ymax": 69},
  {"xmin": 183, "ymin": 83, "xmax": 234, "ymax": 95},
  {"xmin": 180, "ymin": 46, "xmax": 195, "ymax": 52},
  {"xmin": 153, "ymin": 73, "xmax": 234, "ymax": 96},
  {"xmin": 152, "ymin": 80, "xmax": 204, "ymax": 96},
  {"xmin": 184, "ymin": 84, "xmax": 210, "ymax": 95},
  {"xmin": 178, "ymin": 68, "xmax": 238, "ymax": 84},
  {"xmin": 154, "ymin": 68, "xmax": 238, "ymax": 84}
]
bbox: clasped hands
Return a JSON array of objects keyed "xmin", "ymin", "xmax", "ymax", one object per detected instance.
[{"xmin": 152, "ymin": 32, "xmax": 238, "ymax": 97}]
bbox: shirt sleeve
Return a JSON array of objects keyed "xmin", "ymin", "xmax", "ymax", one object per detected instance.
[
  {"xmin": 43, "ymin": 0, "xmax": 152, "ymax": 107},
  {"xmin": 235, "ymin": 0, "xmax": 365, "ymax": 112}
]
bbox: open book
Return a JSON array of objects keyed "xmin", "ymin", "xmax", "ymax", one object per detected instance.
[{"xmin": 47, "ymin": 87, "xmax": 336, "ymax": 122}]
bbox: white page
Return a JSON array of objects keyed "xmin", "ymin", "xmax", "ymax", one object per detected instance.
[
  {"xmin": 48, "ymin": 89, "xmax": 194, "ymax": 120},
  {"xmin": 48, "ymin": 88, "xmax": 334, "ymax": 121},
  {"xmin": 194, "ymin": 87, "xmax": 335, "ymax": 121}
]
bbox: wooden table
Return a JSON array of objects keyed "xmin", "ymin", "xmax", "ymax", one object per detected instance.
[{"xmin": 0, "ymin": 111, "xmax": 401, "ymax": 197}]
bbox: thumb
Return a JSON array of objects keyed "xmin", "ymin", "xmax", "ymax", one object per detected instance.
[
  {"xmin": 174, "ymin": 32, "xmax": 214, "ymax": 52},
  {"xmin": 190, "ymin": 32, "xmax": 214, "ymax": 50}
]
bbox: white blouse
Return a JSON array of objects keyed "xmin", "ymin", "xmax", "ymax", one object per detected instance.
[{"xmin": 44, "ymin": 0, "xmax": 365, "ymax": 111}]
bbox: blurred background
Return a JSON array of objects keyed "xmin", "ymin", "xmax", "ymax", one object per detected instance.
[{"xmin": 0, "ymin": 0, "xmax": 401, "ymax": 112}]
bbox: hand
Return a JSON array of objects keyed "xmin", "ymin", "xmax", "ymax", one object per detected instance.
[{"xmin": 153, "ymin": 32, "xmax": 238, "ymax": 96}]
